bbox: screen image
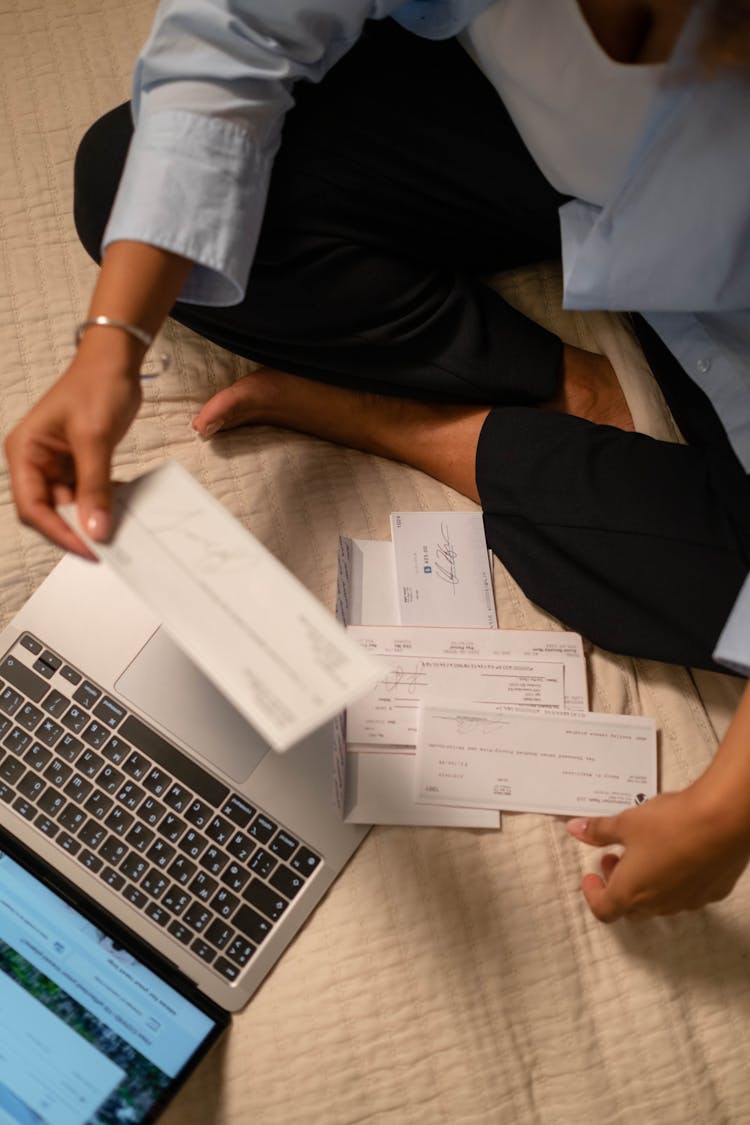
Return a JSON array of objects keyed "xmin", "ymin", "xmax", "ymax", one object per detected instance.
[{"xmin": 0, "ymin": 850, "xmax": 219, "ymax": 1124}]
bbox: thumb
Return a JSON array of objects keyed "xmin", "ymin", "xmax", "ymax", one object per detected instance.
[
  {"xmin": 565, "ymin": 814, "xmax": 623, "ymax": 847},
  {"xmin": 74, "ymin": 436, "xmax": 114, "ymax": 542}
]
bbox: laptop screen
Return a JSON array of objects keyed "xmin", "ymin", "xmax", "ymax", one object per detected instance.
[{"xmin": 0, "ymin": 844, "xmax": 224, "ymax": 1124}]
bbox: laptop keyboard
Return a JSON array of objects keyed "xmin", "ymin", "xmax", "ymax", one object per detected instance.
[{"xmin": 0, "ymin": 634, "xmax": 322, "ymax": 984}]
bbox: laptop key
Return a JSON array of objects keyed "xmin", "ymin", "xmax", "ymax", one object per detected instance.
[
  {"xmin": 189, "ymin": 871, "xmax": 217, "ymax": 902},
  {"xmin": 60, "ymin": 665, "xmax": 82, "ymax": 686},
  {"xmin": 270, "ymin": 831, "xmax": 298, "ymax": 861},
  {"xmin": 205, "ymin": 919, "xmax": 233, "ymax": 950},
  {"xmin": 17, "ymin": 703, "xmax": 43, "ymax": 731},
  {"xmin": 80, "ymin": 849, "xmax": 103, "ymax": 874},
  {"xmin": 140, "ymin": 870, "xmax": 169, "ymax": 899},
  {"xmin": 213, "ymin": 957, "xmax": 240, "ymax": 982},
  {"xmin": 162, "ymin": 886, "xmax": 191, "ymax": 915},
  {"xmin": 190, "ymin": 939, "xmax": 216, "ymax": 964},
  {"xmin": 200, "ymin": 846, "xmax": 229, "ymax": 877},
  {"xmin": 161, "ymin": 813, "xmax": 187, "ymax": 843},
  {"xmin": 185, "ymin": 799, "xmax": 212, "ymax": 829},
  {"xmin": 180, "ymin": 830, "xmax": 208, "ymax": 861},
  {"xmin": 101, "ymin": 867, "xmax": 126, "ymax": 891},
  {"xmin": 167, "ymin": 855, "xmax": 196, "ymax": 885},
  {"xmin": 84, "ymin": 790, "xmax": 113, "ymax": 820},
  {"xmin": 93, "ymin": 696, "xmax": 126, "ymax": 729},
  {"xmin": 270, "ymin": 865, "xmax": 304, "ymax": 900},
  {"xmin": 143, "ymin": 766, "xmax": 171, "ymax": 797},
  {"xmin": 39, "ymin": 650, "xmax": 62, "ymax": 673},
  {"xmin": 42, "ymin": 690, "xmax": 69, "ymax": 718},
  {"xmin": 36, "ymin": 719, "xmax": 64, "ymax": 747},
  {"xmin": 226, "ymin": 831, "xmax": 253, "ymax": 863},
  {"xmin": 123, "ymin": 750, "xmax": 150, "ymax": 781},
  {"xmin": 242, "ymin": 878, "xmax": 289, "ymax": 922},
  {"xmin": 79, "ymin": 820, "xmax": 107, "ymax": 850},
  {"xmin": 43, "ymin": 758, "xmax": 72, "ymax": 787},
  {"xmin": 0, "ymin": 717, "xmax": 11, "ymax": 740},
  {"xmin": 117, "ymin": 781, "xmax": 145, "ymax": 811},
  {"xmin": 102, "ymin": 736, "xmax": 130, "ymax": 764},
  {"xmin": 99, "ymin": 765, "xmax": 124, "ymax": 794},
  {"xmin": 82, "ymin": 722, "xmax": 109, "ymax": 750},
  {"xmin": 167, "ymin": 920, "xmax": 192, "ymax": 945},
  {"xmin": 145, "ymin": 903, "xmax": 170, "ymax": 927},
  {"xmin": 64, "ymin": 775, "xmax": 93, "ymax": 803},
  {"xmin": 145, "ymin": 840, "xmax": 173, "ymax": 869},
  {"xmin": 79, "ymin": 749, "xmax": 104, "ymax": 777},
  {"xmin": 0, "ymin": 758, "xmax": 25, "ymax": 785},
  {"xmin": 124, "ymin": 884, "xmax": 147, "ymax": 909},
  {"xmin": 99, "ymin": 836, "xmax": 128, "ymax": 865},
  {"xmin": 4, "ymin": 728, "xmax": 31, "ymax": 756},
  {"xmin": 0, "ymin": 782, "xmax": 14, "ymax": 803},
  {"xmin": 248, "ymin": 814, "xmax": 276, "ymax": 843},
  {"xmin": 141, "ymin": 797, "xmax": 166, "ymax": 827},
  {"xmin": 58, "ymin": 804, "xmax": 86, "ymax": 833},
  {"xmin": 24, "ymin": 743, "xmax": 52, "ymax": 771},
  {"xmin": 17, "ymin": 773, "xmax": 44, "ymax": 802},
  {"xmin": 126, "ymin": 823, "xmax": 155, "ymax": 852},
  {"xmin": 164, "ymin": 783, "xmax": 191, "ymax": 813},
  {"xmin": 34, "ymin": 814, "xmax": 58, "ymax": 839},
  {"xmin": 0, "ymin": 656, "xmax": 48, "ymax": 702},
  {"xmin": 290, "ymin": 846, "xmax": 322, "ymax": 878},
  {"xmin": 226, "ymin": 937, "xmax": 256, "ymax": 967},
  {"xmin": 220, "ymin": 863, "xmax": 250, "ymax": 894},
  {"xmin": 38, "ymin": 789, "xmax": 65, "ymax": 816},
  {"xmin": 249, "ymin": 848, "xmax": 276, "ymax": 879},
  {"xmin": 120, "ymin": 853, "xmax": 148, "ymax": 882},
  {"xmin": 0, "ymin": 688, "xmax": 24, "ymax": 716},
  {"xmin": 210, "ymin": 888, "xmax": 238, "ymax": 919},
  {"xmin": 58, "ymin": 831, "xmax": 82, "ymax": 856},
  {"xmin": 205, "ymin": 815, "xmax": 232, "ymax": 846},
  {"xmin": 104, "ymin": 806, "xmax": 134, "ymax": 836},
  {"xmin": 62, "ymin": 706, "xmax": 88, "ymax": 734},
  {"xmin": 183, "ymin": 903, "xmax": 211, "ymax": 933},
  {"xmin": 232, "ymin": 904, "xmax": 271, "ymax": 944},
  {"xmin": 20, "ymin": 635, "xmax": 42, "ymax": 656},
  {"xmin": 220, "ymin": 794, "xmax": 255, "ymax": 827},
  {"xmin": 13, "ymin": 797, "xmax": 36, "ymax": 821},
  {"xmin": 73, "ymin": 681, "xmax": 101, "ymax": 709},
  {"xmin": 57, "ymin": 734, "xmax": 83, "ymax": 762}
]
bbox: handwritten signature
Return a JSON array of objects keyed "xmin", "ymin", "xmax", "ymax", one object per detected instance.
[
  {"xmin": 434, "ymin": 522, "xmax": 459, "ymax": 590},
  {"xmin": 382, "ymin": 662, "xmax": 427, "ymax": 695}
]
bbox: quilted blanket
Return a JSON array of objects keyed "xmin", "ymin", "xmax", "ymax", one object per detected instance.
[{"xmin": 1, "ymin": 2, "xmax": 748, "ymax": 1122}]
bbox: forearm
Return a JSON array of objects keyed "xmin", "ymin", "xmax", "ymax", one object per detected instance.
[
  {"xmin": 77, "ymin": 240, "xmax": 194, "ymax": 371},
  {"xmin": 691, "ymin": 679, "xmax": 750, "ymax": 842}
]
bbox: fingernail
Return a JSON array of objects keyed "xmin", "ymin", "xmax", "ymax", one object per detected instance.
[
  {"xmin": 201, "ymin": 420, "xmax": 224, "ymax": 439},
  {"xmin": 85, "ymin": 509, "xmax": 111, "ymax": 541},
  {"xmin": 565, "ymin": 818, "xmax": 589, "ymax": 837}
]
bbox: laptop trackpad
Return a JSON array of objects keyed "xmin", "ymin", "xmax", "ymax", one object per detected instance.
[{"xmin": 116, "ymin": 628, "xmax": 268, "ymax": 784}]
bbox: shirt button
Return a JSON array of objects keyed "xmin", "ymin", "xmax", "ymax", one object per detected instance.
[{"xmin": 696, "ymin": 357, "xmax": 712, "ymax": 375}]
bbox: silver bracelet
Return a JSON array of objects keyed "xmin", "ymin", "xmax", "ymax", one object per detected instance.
[
  {"xmin": 74, "ymin": 316, "xmax": 170, "ymax": 378},
  {"xmin": 75, "ymin": 316, "xmax": 154, "ymax": 348}
]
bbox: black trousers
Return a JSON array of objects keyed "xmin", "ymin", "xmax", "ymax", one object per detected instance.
[{"xmin": 73, "ymin": 19, "xmax": 750, "ymax": 671}]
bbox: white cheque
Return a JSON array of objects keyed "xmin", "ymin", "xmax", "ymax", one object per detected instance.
[{"xmin": 415, "ymin": 706, "xmax": 657, "ymax": 817}]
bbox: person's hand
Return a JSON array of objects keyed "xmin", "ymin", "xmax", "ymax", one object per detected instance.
[
  {"xmin": 566, "ymin": 783, "xmax": 750, "ymax": 921},
  {"xmin": 4, "ymin": 346, "xmax": 142, "ymax": 557}
]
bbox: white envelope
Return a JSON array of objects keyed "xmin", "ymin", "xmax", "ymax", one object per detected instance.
[
  {"xmin": 415, "ymin": 705, "xmax": 657, "ymax": 818},
  {"xmin": 336, "ymin": 538, "xmax": 500, "ymax": 829},
  {"xmin": 391, "ymin": 511, "xmax": 497, "ymax": 627}
]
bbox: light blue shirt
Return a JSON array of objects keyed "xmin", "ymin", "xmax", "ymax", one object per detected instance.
[{"xmin": 103, "ymin": 0, "xmax": 750, "ymax": 672}]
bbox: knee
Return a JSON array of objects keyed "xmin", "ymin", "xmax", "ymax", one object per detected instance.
[{"xmin": 73, "ymin": 103, "xmax": 133, "ymax": 264}]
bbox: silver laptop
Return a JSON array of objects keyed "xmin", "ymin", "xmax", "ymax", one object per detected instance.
[{"xmin": 0, "ymin": 550, "xmax": 369, "ymax": 1121}]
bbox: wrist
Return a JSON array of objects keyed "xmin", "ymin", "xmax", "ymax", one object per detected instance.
[{"xmin": 73, "ymin": 324, "xmax": 146, "ymax": 378}]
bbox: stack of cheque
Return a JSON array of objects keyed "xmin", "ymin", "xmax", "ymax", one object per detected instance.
[{"xmin": 334, "ymin": 512, "xmax": 656, "ymax": 828}]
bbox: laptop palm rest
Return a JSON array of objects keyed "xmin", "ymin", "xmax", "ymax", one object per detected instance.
[{"xmin": 115, "ymin": 627, "xmax": 268, "ymax": 784}]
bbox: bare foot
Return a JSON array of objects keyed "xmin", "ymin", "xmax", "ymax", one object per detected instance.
[
  {"xmin": 192, "ymin": 368, "xmax": 488, "ymax": 503},
  {"xmin": 542, "ymin": 345, "xmax": 635, "ymax": 431}
]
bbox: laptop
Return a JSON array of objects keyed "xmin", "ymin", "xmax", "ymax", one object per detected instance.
[{"xmin": 0, "ymin": 464, "xmax": 371, "ymax": 1123}]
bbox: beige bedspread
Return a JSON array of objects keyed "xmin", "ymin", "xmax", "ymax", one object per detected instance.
[{"xmin": 1, "ymin": 3, "xmax": 749, "ymax": 1122}]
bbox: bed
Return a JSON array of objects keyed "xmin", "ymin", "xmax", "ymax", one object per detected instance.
[{"xmin": 1, "ymin": 2, "xmax": 749, "ymax": 1122}]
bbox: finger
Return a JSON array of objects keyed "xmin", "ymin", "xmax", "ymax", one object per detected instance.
[
  {"xmin": 73, "ymin": 436, "xmax": 114, "ymax": 542},
  {"xmin": 565, "ymin": 815, "xmax": 624, "ymax": 847},
  {"xmin": 581, "ymin": 873, "xmax": 624, "ymax": 923},
  {"xmin": 600, "ymin": 852, "xmax": 621, "ymax": 880},
  {"xmin": 9, "ymin": 458, "xmax": 96, "ymax": 558}
]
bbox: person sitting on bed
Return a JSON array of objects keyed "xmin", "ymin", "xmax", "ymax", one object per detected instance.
[{"xmin": 4, "ymin": 0, "xmax": 750, "ymax": 922}]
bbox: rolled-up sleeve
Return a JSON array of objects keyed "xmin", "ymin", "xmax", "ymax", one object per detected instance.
[{"xmin": 103, "ymin": 0, "xmax": 403, "ymax": 305}]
